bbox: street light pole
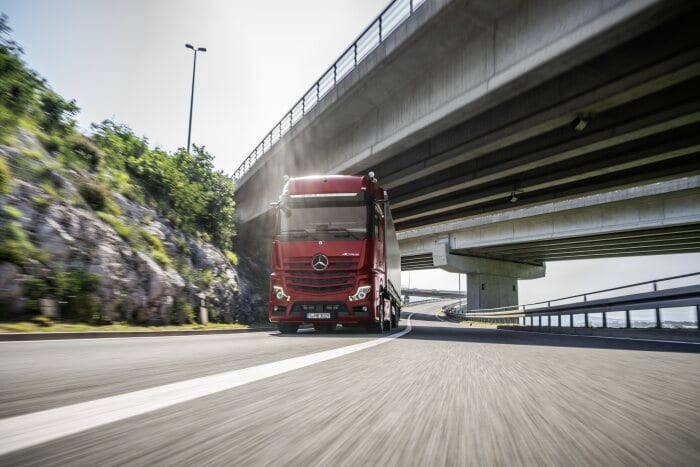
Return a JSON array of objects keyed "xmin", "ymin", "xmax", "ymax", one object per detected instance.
[{"xmin": 185, "ymin": 43, "xmax": 206, "ymax": 152}]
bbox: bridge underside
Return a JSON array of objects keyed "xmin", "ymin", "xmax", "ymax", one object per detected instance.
[
  {"xmin": 402, "ymin": 225, "xmax": 700, "ymax": 271},
  {"xmin": 400, "ymin": 182, "xmax": 700, "ymax": 271},
  {"xmin": 374, "ymin": 6, "xmax": 700, "ymax": 232}
]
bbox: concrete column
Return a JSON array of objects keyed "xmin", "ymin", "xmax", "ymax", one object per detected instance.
[{"xmin": 466, "ymin": 274, "xmax": 517, "ymax": 311}]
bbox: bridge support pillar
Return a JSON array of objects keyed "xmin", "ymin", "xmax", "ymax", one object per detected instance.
[
  {"xmin": 466, "ymin": 274, "xmax": 518, "ymax": 311},
  {"xmin": 432, "ymin": 242, "xmax": 545, "ymax": 311}
]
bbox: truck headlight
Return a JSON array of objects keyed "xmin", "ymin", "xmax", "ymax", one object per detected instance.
[
  {"xmin": 349, "ymin": 285, "xmax": 371, "ymax": 302},
  {"xmin": 273, "ymin": 286, "xmax": 290, "ymax": 301}
]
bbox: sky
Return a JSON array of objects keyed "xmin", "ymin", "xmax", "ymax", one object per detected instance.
[{"xmin": 2, "ymin": 0, "xmax": 698, "ymax": 304}]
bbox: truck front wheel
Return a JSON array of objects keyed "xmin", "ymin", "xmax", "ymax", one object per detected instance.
[{"xmin": 278, "ymin": 323, "xmax": 299, "ymax": 334}]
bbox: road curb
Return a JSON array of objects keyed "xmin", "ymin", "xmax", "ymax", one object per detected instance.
[{"xmin": 0, "ymin": 327, "xmax": 277, "ymax": 341}]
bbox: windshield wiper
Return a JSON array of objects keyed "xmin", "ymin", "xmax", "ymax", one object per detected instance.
[
  {"xmin": 326, "ymin": 228, "xmax": 364, "ymax": 239},
  {"xmin": 280, "ymin": 229, "xmax": 318, "ymax": 240}
]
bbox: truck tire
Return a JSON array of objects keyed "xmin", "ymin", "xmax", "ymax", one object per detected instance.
[
  {"xmin": 383, "ymin": 317, "xmax": 391, "ymax": 332},
  {"xmin": 367, "ymin": 307, "xmax": 384, "ymax": 334},
  {"xmin": 313, "ymin": 324, "xmax": 335, "ymax": 333},
  {"xmin": 278, "ymin": 323, "xmax": 299, "ymax": 334}
]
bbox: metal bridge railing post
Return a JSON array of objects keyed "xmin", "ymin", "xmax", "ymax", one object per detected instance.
[
  {"xmin": 655, "ymin": 308, "xmax": 661, "ymax": 329},
  {"xmin": 584, "ymin": 313, "xmax": 589, "ymax": 328},
  {"xmin": 696, "ymin": 305, "xmax": 700, "ymax": 329},
  {"xmin": 379, "ymin": 17, "xmax": 383, "ymax": 41},
  {"xmin": 410, "ymin": 0, "xmax": 414, "ymax": 14},
  {"xmin": 625, "ymin": 310, "xmax": 631, "ymax": 328},
  {"xmin": 602, "ymin": 311, "xmax": 607, "ymax": 328}
]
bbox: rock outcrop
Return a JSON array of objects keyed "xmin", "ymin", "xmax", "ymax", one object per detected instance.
[{"xmin": 0, "ymin": 131, "xmax": 259, "ymax": 324}]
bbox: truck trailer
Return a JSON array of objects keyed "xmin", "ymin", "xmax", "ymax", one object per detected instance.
[{"xmin": 269, "ymin": 174, "xmax": 402, "ymax": 333}]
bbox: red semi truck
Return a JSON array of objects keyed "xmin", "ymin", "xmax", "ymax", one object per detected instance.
[{"xmin": 269, "ymin": 174, "xmax": 402, "ymax": 333}]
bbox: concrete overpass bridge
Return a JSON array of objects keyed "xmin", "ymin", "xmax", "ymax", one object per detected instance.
[
  {"xmin": 234, "ymin": 0, "xmax": 700, "ymax": 309},
  {"xmin": 402, "ymin": 288, "xmax": 467, "ymax": 299}
]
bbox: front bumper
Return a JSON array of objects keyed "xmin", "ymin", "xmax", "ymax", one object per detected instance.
[{"xmin": 269, "ymin": 300, "xmax": 375, "ymax": 324}]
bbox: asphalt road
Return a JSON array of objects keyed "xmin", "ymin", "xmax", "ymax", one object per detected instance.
[{"xmin": 0, "ymin": 300, "xmax": 698, "ymax": 466}]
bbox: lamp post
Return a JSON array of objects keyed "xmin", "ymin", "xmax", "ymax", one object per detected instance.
[{"xmin": 185, "ymin": 43, "xmax": 206, "ymax": 152}]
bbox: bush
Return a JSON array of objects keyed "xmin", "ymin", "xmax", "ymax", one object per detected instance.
[
  {"xmin": 0, "ymin": 156, "xmax": 10, "ymax": 195},
  {"xmin": 151, "ymin": 249, "xmax": 171, "ymax": 269},
  {"xmin": 40, "ymin": 180, "xmax": 58, "ymax": 198},
  {"xmin": 96, "ymin": 211, "xmax": 133, "ymax": 242},
  {"xmin": 31, "ymin": 315, "xmax": 53, "ymax": 327},
  {"xmin": 37, "ymin": 132, "xmax": 61, "ymax": 153},
  {"xmin": 70, "ymin": 135, "xmax": 101, "ymax": 170},
  {"xmin": 78, "ymin": 180, "xmax": 109, "ymax": 211},
  {"xmin": 2, "ymin": 204, "xmax": 22, "ymax": 219},
  {"xmin": 0, "ymin": 222, "xmax": 46, "ymax": 264},
  {"xmin": 173, "ymin": 298, "xmax": 196, "ymax": 324},
  {"xmin": 224, "ymin": 249, "xmax": 238, "ymax": 266},
  {"xmin": 54, "ymin": 270, "xmax": 101, "ymax": 322},
  {"xmin": 31, "ymin": 195, "xmax": 49, "ymax": 211}
]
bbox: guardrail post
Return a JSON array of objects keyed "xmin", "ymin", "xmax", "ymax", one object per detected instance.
[
  {"xmin": 410, "ymin": 0, "xmax": 414, "ymax": 14},
  {"xmin": 302, "ymin": 98, "xmax": 305, "ymax": 116},
  {"xmin": 354, "ymin": 43, "xmax": 357, "ymax": 67},
  {"xmin": 316, "ymin": 82, "xmax": 320, "ymax": 102},
  {"xmin": 602, "ymin": 311, "xmax": 607, "ymax": 328},
  {"xmin": 379, "ymin": 17, "xmax": 383, "ymax": 41},
  {"xmin": 584, "ymin": 313, "xmax": 589, "ymax": 328},
  {"xmin": 333, "ymin": 64, "xmax": 337, "ymax": 86},
  {"xmin": 696, "ymin": 305, "xmax": 700, "ymax": 329},
  {"xmin": 655, "ymin": 308, "xmax": 661, "ymax": 329},
  {"xmin": 625, "ymin": 310, "xmax": 631, "ymax": 328},
  {"xmin": 547, "ymin": 315, "xmax": 551, "ymax": 327}
]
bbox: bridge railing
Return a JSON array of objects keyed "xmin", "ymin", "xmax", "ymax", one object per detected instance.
[
  {"xmin": 444, "ymin": 272, "xmax": 700, "ymax": 329},
  {"xmin": 233, "ymin": 0, "xmax": 427, "ymax": 181}
]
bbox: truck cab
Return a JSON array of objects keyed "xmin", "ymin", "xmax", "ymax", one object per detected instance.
[{"xmin": 269, "ymin": 174, "xmax": 401, "ymax": 333}]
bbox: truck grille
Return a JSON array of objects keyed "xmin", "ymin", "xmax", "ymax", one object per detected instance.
[{"xmin": 284, "ymin": 256, "xmax": 359, "ymax": 294}]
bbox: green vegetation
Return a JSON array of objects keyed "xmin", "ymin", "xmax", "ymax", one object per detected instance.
[
  {"xmin": 0, "ymin": 156, "xmax": 10, "ymax": 194},
  {"xmin": 96, "ymin": 211, "xmax": 133, "ymax": 242},
  {"xmin": 0, "ymin": 222, "xmax": 47, "ymax": 264},
  {"xmin": 224, "ymin": 249, "xmax": 238, "ymax": 265},
  {"xmin": 0, "ymin": 15, "xmax": 78, "ymax": 144},
  {"xmin": 2, "ymin": 204, "xmax": 22, "ymax": 219},
  {"xmin": 0, "ymin": 321, "xmax": 259, "ymax": 333},
  {"xmin": 91, "ymin": 120, "xmax": 236, "ymax": 249}
]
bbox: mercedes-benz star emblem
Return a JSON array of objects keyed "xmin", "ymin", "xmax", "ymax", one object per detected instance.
[{"xmin": 311, "ymin": 253, "xmax": 329, "ymax": 271}]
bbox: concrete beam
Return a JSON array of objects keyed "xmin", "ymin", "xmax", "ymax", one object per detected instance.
[{"xmin": 431, "ymin": 242, "xmax": 545, "ymax": 279}]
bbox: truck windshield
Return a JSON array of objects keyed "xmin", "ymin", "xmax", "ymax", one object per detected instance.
[{"xmin": 279, "ymin": 204, "xmax": 367, "ymax": 240}]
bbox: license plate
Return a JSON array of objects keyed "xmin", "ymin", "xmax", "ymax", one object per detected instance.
[{"xmin": 307, "ymin": 312, "xmax": 331, "ymax": 319}]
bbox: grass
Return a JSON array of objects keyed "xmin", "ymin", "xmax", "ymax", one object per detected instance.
[
  {"xmin": 2, "ymin": 204, "xmax": 23, "ymax": 219},
  {"xmin": 459, "ymin": 321, "xmax": 502, "ymax": 328},
  {"xmin": 0, "ymin": 222, "xmax": 48, "ymax": 264},
  {"xmin": 0, "ymin": 321, "xmax": 267, "ymax": 333},
  {"xmin": 224, "ymin": 249, "xmax": 238, "ymax": 265},
  {"xmin": 96, "ymin": 211, "xmax": 133, "ymax": 242}
]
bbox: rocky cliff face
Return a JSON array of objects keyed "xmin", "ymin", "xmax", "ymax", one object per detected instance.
[{"xmin": 0, "ymin": 131, "xmax": 262, "ymax": 324}]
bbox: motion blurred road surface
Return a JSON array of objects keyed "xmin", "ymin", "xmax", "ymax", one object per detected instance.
[{"xmin": 1, "ymin": 300, "xmax": 698, "ymax": 466}]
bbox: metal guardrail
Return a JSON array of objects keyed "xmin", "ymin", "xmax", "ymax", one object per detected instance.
[
  {"xmin": 233, "ymin": 0, "xmax": 427, "ymax": 181},
  {"xmin": 442, "ymin": 272, "xmax": 700, "ymax": 329}
]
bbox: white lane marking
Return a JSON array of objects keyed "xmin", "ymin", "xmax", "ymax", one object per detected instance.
[
  {"xmin": 0, "ymin": 314, "xmax": 414, "ymax": 456},
  {"xmin": 499, "ymin": 328, "xmax": 700, "ymax": 345}
]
